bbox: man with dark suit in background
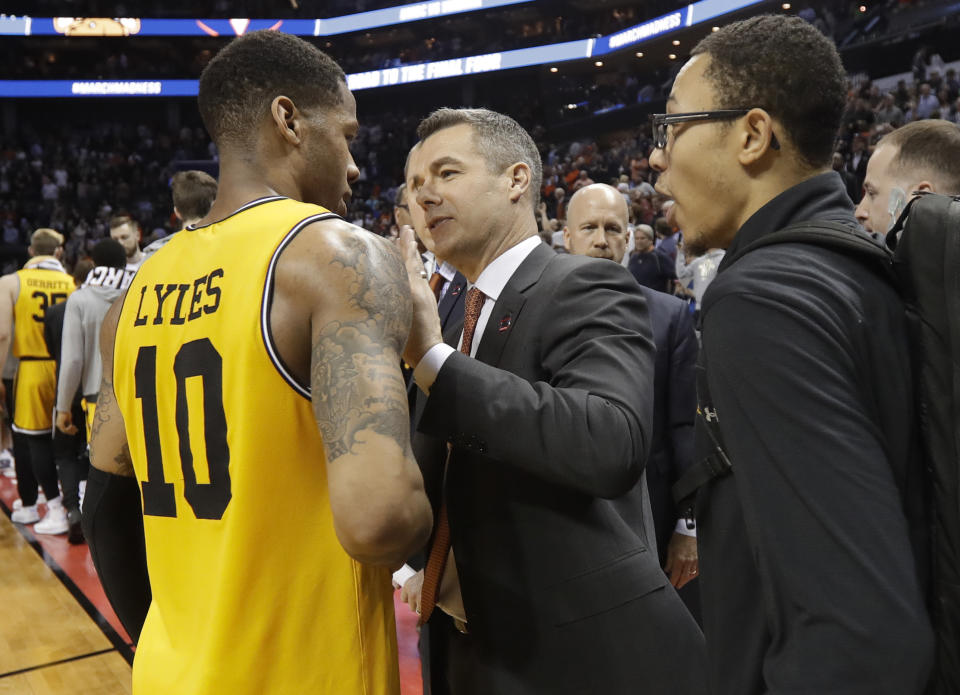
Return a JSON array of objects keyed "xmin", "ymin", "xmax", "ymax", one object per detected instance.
[
  {"xmin": 399, "ymin": 107, "xmax": 705, "ymax": 695},
  {"xmin": 563, "ymin": 183, "xmax": 701, "ymax": 616}
]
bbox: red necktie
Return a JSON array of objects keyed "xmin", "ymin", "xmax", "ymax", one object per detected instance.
[
  {"xmin": 418, "ymin": 287, "xmax": 486, "ymax": 625},
  {"xmin": 428, "ymin": 271, "xmax": 444, "ymax": 302}
]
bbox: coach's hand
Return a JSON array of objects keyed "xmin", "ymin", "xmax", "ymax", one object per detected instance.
[
  {"xmin": 400, "ymin": 569, "xmax": 424, "ymax": 615},
  {"xmin": 398, "ymin": 225, "xmax": 443, "ymax": 369},
  {"xmin": 664, "ymin": 532, "xmax": 699, "ymax": 589},
  {"xmin": 56, "ymin": 410, "xmax": 79, "ymax": 436}
]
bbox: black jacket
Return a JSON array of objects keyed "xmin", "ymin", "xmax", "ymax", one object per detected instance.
[
  {"xmin": 414, "ymin": 243, "xmax": 706, "ymax": 694},
  {"xmin": 43, "ymin": 300, "xmax": 66, "ymax": 370},
  {"xmin": 696, "ymin": 172, "xmax": 933, "ymax": 694}
]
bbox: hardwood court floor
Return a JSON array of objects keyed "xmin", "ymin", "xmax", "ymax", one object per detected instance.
[
  {"xmin": 0, "ymin": 474, "xmax": 423, "ymax": 694},
  {"xmin": 0, "ymin": 501, "xmax": 131, "ymax": 692}
]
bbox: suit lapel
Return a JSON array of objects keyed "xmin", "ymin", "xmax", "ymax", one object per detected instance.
[
  {"xmin": 439, "ymin": 273, "xmax": 467, "ymax": 328},
  {"xmin": 443, "ymin": 313, "xmax": 465, "ymax": 348},
  {"xmin": 474, "ymin": 286, "xmax": 525, "ymax": 367},
  {"xmin": 474, "ymin": 243, "xmax": 555, "ymax": 366}
]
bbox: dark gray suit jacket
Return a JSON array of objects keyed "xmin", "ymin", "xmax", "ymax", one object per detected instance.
[
  {"xmin": 413, "ymin": 243, "xmax": 705, "ymax": 694},
  {"xmin": 625, "ymin": 287, "xmax": 697, "ymax": 560}
]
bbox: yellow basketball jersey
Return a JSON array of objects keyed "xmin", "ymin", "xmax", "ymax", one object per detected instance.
[
  {"xmin": 11, "ymin": 259, "xmax": 75, "ymax": 433},
  {"xmin": 13, "ymin": 258, "xmax": 75, "ymax": 358},
  {"xmin": 113, "ymin": 197, "xmax": 400, "ymax": 695}
]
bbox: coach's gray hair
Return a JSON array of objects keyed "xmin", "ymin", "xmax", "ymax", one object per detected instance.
[{"xmin": 416, "ymin": 108, "xmax": 542, "ymax": 210}]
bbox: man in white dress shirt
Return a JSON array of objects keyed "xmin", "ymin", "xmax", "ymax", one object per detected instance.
[{"xmin": 397, "ymin": 107, "xmax": 705, "ymax": 695}]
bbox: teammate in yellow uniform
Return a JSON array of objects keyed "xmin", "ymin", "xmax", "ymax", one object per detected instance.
[
  {"xmin": 83, "ymin": 30, "xmax": 432, "ymax": 694},
  {"xmin": 0, "ymin": 228, "xmax": 75, "ymax": 527}
]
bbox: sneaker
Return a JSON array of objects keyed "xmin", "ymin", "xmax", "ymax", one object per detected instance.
[
  {"xmin": 12, "ymin": 491, "xmax": 46, "ymax": 512},
  {"xmin": 34, "ymin": 503, "xmax": 69, "ymax": 535},
  {"xmin": 0, "ymin": 449, "xmax": 12, "ymax": 470},
  {"xmin": 67, "ymin": 508, "xmax": 84, "ymax": 545},
  {"xmin": 11, "ymin": 504, "xmax": 39, "ymax": 524}
]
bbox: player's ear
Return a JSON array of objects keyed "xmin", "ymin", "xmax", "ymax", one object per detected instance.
[{"xmin": 270, "ymin": 96, "xmax": 301, "ymax": 146}]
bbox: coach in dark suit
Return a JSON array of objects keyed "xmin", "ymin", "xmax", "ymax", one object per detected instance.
[
  {"xmin": 400, "ymin": 108, "xmax": 705, "ymax": 695},
  {"xmin": 563, "ymin": 184, "xmax": 701, "ymax": 614}
]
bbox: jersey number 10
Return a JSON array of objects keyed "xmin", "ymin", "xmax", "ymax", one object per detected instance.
[{"xmin": 135, "ymin": 338, "xmax": 232, "ymax": 520}]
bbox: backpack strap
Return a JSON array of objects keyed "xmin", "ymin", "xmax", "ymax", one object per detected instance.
[
  {"xmin": 884, "ymin": 190, "xmax": 930, "ymax": 253},
  {"xmin": 671, "ymin": 219, "xmax": 896, "ymax": 512},
  {"xmin": 743, "ymin": 220, "xmax": 897, "ymax": 282},
  {"xmin": 673, "ymin": 350, "xmax": 732, "ymax": 515},
  {"xmin": 673, "ymin": 407, "xmax": 733, "ymax": 513}
]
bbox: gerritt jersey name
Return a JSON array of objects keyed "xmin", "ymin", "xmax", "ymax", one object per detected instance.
[
  {"xmin": 25, "ymin": 277, "xmax": 72, "ymax": 290},
  {"xmin": 133, "ymin": 269, "xmax": 224, "ymax": 326},
  {"xmin": 84, "ymin": 265, "xmax": 136, "ymax": 291}
]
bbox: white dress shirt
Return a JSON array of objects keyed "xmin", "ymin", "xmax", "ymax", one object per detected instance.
[
  {"xmin": 422, "ymin": 252, "xmax": 458, "ymax": 301},
  {"xmin": 414, "ymin": 235, "xmax": 541, "ymax": 392},
  {"xmin": 405, "ymin": 235, "xmax": 541, "ymax": 621},
  {"xmin": 435, "ymin": 260, "xmax": 457, "ymax": 300}
]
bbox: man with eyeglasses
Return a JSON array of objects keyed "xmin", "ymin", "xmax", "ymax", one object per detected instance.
[{"xmin": 649, "ymin": 14, "xmax": 933, "ymax": 695}]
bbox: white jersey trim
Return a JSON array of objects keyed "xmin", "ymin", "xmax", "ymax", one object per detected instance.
[
  {"xmin": 12, "ymin": 424, "xmax": 53, "ymax": 435},
  {"xmin": 260, "ymin": 213, "xmax": 339, "ymax": 400}
]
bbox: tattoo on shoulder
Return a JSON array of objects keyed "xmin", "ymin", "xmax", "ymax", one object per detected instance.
[
  {"xmin": 312, "ymin": 234, "xmax": 412, "ymax": 461},
  {"xmin": 332, "ymin": 235, "xmax": 411, "ymax": 350},
  {"xmin": 113, "ymin": 442, "xmax": 135, "ymax": 476}
]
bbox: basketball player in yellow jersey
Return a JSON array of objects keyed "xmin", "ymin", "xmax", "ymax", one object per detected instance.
[
  {"xmin": 83, "ymin": 30, "xmax": 433, "ymax": 694},
  {"xmin": 0, "ymin": 228, "xmax": 75, "ymax": 529}
]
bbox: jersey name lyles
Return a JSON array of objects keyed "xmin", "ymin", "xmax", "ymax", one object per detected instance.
[{"xmin": 131, "ymin": 268, "xmax": 224, "ymax": 326}]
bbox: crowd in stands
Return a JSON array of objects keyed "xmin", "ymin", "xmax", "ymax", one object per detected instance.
[
  {"xmin": 2, "ymin": 40, "xmax": 959, "ymax": 286},
  {"xmin": 9, "ymin": 0, "xmax": 927, "ymax": 82},
  {"xmin": 0, "ymin": 120, "xmax": 214, "ymax": 275},
  {"xmin": 835, "ymin": 54, "xmax": 960, "ymax": 200},
  {"xmin": 4, "ymin": 3, "xmax": 682, "ymax": 80}
]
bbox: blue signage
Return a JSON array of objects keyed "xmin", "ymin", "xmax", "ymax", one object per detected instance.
[
  {"xmin": 0, "ymin": 0, "xmax": 531, "ymax": 38},
  {"xmin": 0, "ymin": 0, "xmax": 770, "ymax": 97}
]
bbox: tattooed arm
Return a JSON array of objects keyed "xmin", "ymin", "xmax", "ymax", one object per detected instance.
[
  {"xmin": 89, "ymin": 298, "xmax": 134, "ymax": 476},
  {"xmin": 273, "ymin": 219, "xmax": 432, "ymax": 567},
  {"xmin": 89, "ymin": 297, "xmax": 135, "ymax": 477}
]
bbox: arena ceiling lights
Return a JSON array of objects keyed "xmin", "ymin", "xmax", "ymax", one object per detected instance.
[
  {"xmin": 0, "ymin": 0, "xmax": 766, "ymax": 97},
  {"xmin": 0, "ymin": 0, "xmax": 530, "ymax": 37}
]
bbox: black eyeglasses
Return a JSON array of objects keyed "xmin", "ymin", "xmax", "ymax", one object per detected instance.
[{"xmin": 649, "ymin": 109, "xmax": 780, "ymax": 151}]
